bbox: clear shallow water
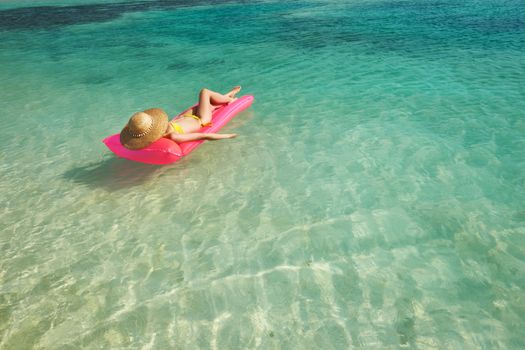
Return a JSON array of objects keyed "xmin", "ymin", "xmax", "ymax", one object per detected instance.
[{"xmin": 1, "ymin": 0, "xmax": 524, "ymax": 348}]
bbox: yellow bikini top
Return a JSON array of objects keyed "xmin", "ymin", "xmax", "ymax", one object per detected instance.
[{"xmin": 170, "ymin": 121, "xmax": 185, "ymax": 134}]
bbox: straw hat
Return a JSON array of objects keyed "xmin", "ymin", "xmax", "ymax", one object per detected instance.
[{"xmin": 120, "ymin": 108, "xmax": 169, "ymax": 150}]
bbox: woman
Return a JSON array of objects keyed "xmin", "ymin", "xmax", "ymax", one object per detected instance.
[{"xmin": 120, "ymin": 86, "xmax": 241, "ymax": 150}]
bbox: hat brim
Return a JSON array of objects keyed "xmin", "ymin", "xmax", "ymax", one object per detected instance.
[{"xmin": 120, "ymin": 108, "xmax": 169, "ymax": 150}]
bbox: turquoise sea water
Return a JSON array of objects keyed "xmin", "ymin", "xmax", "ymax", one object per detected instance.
[{"xmin": 1, "ymin": 0, "xmax": 524, "ymax": 348}]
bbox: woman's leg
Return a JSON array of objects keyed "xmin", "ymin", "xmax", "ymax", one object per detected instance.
[
  {"xmin": 196, "ymin": 87, "xmax": 241, "ymax": 125},
  {"xmin": 206, "ymin": 86, "xmax": 241, "ymax": 104}
]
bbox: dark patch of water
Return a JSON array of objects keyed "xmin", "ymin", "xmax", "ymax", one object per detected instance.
[
  {"xmin": 166, "ymin": 60, "xmax": 193, "ymax": 71},
  {"xmin": 266, "ymin": 0, "xmax": 525, "ymax": 53},
  {"xmin": 0, "ymin": 0, "xmax": 237, "ymax": 30},
  {"xmin": 166, "ymin": 57, "xmax": 225, "ymax": 71}
]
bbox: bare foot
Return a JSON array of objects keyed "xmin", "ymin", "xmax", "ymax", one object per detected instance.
[
  {"xmin": 209, "ymin": 86, "xmax": 241, "ymax": 108},
  {"xmin": 226, "ymin": 86, "xmax": 241, "ymax": 98}
]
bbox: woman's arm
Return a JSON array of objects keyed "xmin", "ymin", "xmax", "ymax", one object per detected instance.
[{"xmin": 169, "ymin": 132, "xmax": 237, "ymax": 143}]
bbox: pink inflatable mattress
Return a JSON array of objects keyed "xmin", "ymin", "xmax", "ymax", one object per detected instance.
[{"xmin": 103, "ymin": 95, "xmax": 254, "ymax": 165}]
